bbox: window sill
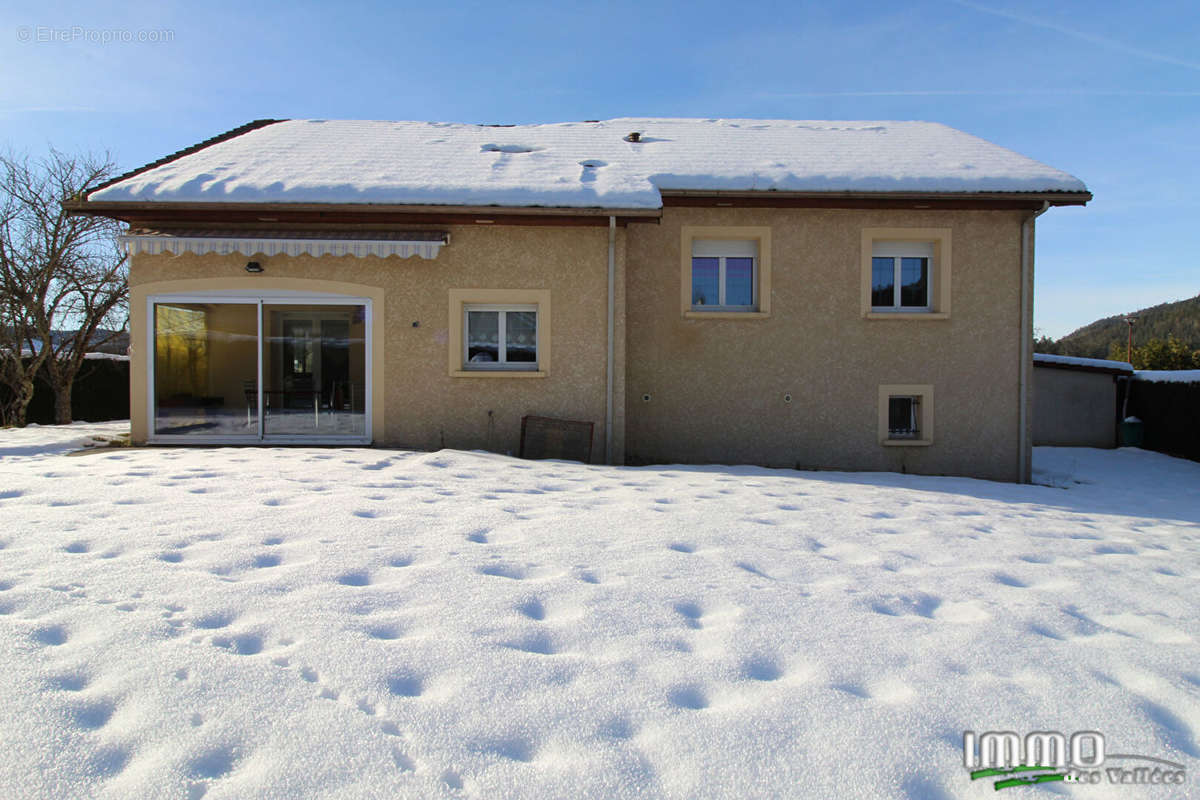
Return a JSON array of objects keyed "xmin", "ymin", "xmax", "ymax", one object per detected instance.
[
  {"xmin": 866, "ymin": 312, "xmax": 949, "ymax": 321},
  {"xmin": 684, "ymin": 311, "xmax": 770, "ymax": 320},
  {"xmin": 451, "ymin": 370, "xmax": 547, "ymax": 379},
  {"xmin": 882, "ymin": 438, "xmax": 933, "ymax": 447}
]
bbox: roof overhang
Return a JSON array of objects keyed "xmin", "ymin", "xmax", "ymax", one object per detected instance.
[
  {"xmin": 64, "ymin": 200, "xmax": 662, "ymax": 228},
  {"xmin": 65, "ymin": 188, "xmax": 1091, "ymax": 228}
]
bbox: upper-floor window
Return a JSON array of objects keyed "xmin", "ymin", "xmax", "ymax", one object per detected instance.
[
  {"xmin": 860, "ymin": 228, "xmax": 951, "ymax": 319},
  {"xmin": 681, "ymin": 226, "xmax": 771, "ymax": 318},
  {"xmin": 872, "ymin": 241, "xmax": 932, "ymax": 312},
  {"xmin": 691, "ymin": 239, "xmax": 758, "ymax": 311}
]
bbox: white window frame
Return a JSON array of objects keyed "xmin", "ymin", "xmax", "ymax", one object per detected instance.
[
  {"xmin": 690, "ymin": 239, "xmax": 759, "ymax": 312},
  {"xmin": 462, "ymin": 303, "xmax": 540, "ymax": 371},
  {"xmin": 145, "ymin": 291, "xmax": 373, "ymax": 445},
  {"xmin": 871, "ymin": 240, "xmax": 933, "ymax": 313}
]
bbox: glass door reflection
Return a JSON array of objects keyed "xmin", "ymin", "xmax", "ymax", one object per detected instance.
[{"xmin": 262, "ymin": 304, "xmax": 366, "ymax": 437}]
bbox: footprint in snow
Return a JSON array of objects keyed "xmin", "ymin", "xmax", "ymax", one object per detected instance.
[
  {"xmin": 211, "ymin": 632, "xmax": 263, "ymax": 656},
  {"xmin": 392, "ymin": 748, "xmax": 417, "ymax": 772},
  {"xmin": 501, "ymin": 631, "xmax": 556, "ymax": 655},
  {"xmin": 831, "ymin": 682, "xmax": 870, "ymax": 699},
  {"xmin": 478, "ymin": 564, "xmax": 526, "ymax": 580},
  {"xmin": 741, "ymin": 656, "xmax": 784, "ymax": 682},
  {"xmin": 193, "ymin": 611, "xmax": 237, "ymax": 630},
  {"xmin": 33, "ymin": 625, "xmax": 69, "ymax": 646},
  {"xmin": 69, "ymin": 697, "xmax": 117, "ymax": 730},
  {"xmin": 735, "ymin": 561, "xmax": 771, "ymax": 579},
  {"xmin": 667, "ymin": 685, "xmax": 709, "ymax": 710},
  {"xmin": 48, "ymin": 671, "xmax": 91, "ymax": 691},
  {"xmin": 386, "ymin": 670, "xmax": 424, "ymax": 697},
  {"xmin": 252, "ymin": 553, "xmax": 282, "ymax": 568},
  {"xmin": 367, "ymin": 623, "xmax": 404, "ymax": 640},
  {"xmin": 515, "ymin": 597, "xmax": 545, "ymax": 621},
  {"xmin": 673, "ymin": 600, "xmax": 703, "ymax": 629},
  {"xmin": 337, "ymin": 571, "xmax": 372, "ymax": 587}
]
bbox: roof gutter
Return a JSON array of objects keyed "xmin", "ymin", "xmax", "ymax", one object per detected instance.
[
  {"xmin": 65, "ymin": 199, "xmax": 662, "ymax": 217},
  {"xmin": 660, "ymin": 189, "xmax": 1092, "ymax": 207},
  {"xmin": 1019, "ymin": 201, "xmax": 1050, "ymax": 483}
]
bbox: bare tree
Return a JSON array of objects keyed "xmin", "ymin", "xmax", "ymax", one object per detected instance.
[{"xmin": 0, "ymin": 150, "xmax": 127, "ymax": 427}]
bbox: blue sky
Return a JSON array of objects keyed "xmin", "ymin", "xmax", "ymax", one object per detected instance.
[{"xmin": 3, "ymin": 0, "xmax": 1197, "ymax": 337}]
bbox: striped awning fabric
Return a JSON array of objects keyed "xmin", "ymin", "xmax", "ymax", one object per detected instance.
[{"xmin": 120, "ymin": 229, "xmax": 448, "ymax": 259}]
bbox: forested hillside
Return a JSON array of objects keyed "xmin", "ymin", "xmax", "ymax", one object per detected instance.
[{"xmin": 1037, "ymin": 293, "xmax": 1200, "ymax": 359}]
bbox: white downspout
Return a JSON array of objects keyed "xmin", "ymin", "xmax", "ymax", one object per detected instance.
[
  {"xmin": 606, "ymin": 215, "xmax": 616, "ymax": 465},
  {"xmin": 1019, "ymin": 201, "xmax": 1050, "ymax": 483}
]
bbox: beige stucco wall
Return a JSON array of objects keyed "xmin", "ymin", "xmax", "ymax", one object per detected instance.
[
  {"xmin": 623, "ymin": 207, "xmax": 1028, "ymax": 482},
  {"xmin": 1033, "ymin": 367, "xmax": 1119, "ymax": 448},
  {"xmin": 127, "ymin": 206, "xmax": 1031, "ymax": 479},
  {"xmin": 128, "ymin": 224, "xmax": 625, "ymax": 463}
]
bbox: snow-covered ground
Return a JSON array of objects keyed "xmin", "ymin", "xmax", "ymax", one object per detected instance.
[{"xmin": 1, "ymin": 422, "xmax": 1197, "ymax": 799}]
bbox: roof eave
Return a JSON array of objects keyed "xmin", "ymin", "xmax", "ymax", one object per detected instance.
[
  {"xmin": 659, "ymin": 189, "xmax": 1092, "ymax": 208},
  {"xmin": 64, "ymin": 199, "xmax": 661, "ymax": 217},
  {"xmin": 1032, "ymin": 360, "xmax": 1132, "ymax": 376}
]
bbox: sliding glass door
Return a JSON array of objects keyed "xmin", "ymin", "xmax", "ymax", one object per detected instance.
[
  {"xmin": 154, "ymin": 302, "xmax": 260, "ymax": 438},
  {"xmin": 150, "ymin": 295, "xmax": 370, "ymax": 443},
  {"xmin": 262, "ymin": 304, "xmax": 367, "ymax": 437}
]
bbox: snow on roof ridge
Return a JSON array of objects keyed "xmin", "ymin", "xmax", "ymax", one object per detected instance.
[
  {"xmin": 1034, "ymin": 353, "xmax": 1133, "ymax": 371},
  {"xmin": 88, "ymin": 118, "xmax": 1090, "ymax": 208}
]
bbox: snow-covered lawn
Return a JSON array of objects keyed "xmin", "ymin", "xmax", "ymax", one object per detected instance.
[{"xmin": 1, "ymin": 422, "xmax": 1198, "ymax": 799}]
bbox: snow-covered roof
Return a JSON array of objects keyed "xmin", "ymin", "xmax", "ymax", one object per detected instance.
[
  {"xmin": 1033, "ymin": 353, "xmax": 1133, "ymax": 373},
  {"xmin": 87, "ymin": 118, "xmax": 1088, "ymax": 210},
  {"xmin": 1135, "ymin": 369, "xmax": 1200, "ymax": 384}
]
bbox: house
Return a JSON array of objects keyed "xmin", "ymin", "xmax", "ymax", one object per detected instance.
[{"xmin": 68, "ymin": 118, "xmax": 1090, "ymax": 482}]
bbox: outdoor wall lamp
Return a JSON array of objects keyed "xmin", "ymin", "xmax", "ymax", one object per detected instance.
[{"xmin": 245, "ymin": 261, "xmax": 264, "ymax": 273}]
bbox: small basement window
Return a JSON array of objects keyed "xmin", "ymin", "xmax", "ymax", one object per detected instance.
[
  {"xmin": 888, "ymin": 396, "xmax": 921, "ymax": 439},
  {"xmin": 878, "ymin": 384, "xmax": 933, "ymax": 446}
]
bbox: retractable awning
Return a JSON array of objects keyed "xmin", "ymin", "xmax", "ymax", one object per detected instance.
[{"xmin": 120, "ymin": 229, "xmax": 448, "ymax": 259}]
